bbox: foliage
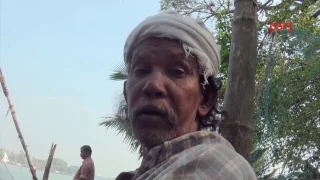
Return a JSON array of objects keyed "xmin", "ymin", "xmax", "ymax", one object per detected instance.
[
  {"xmin": 67, "ymin": 166, "xmax": 80, "ymax": 174},
  {"xmin": 255, "ymin": 29, "xmax": 320, "ymax": 177},
  {"xmin": 0, "ymin": 148, "xmax": 3, "ymax": 159},
  {"xmin": 99, "ymin": 99, "xmax": 141, "ymax": 155},
  {"xmin": 103, "ymin": 0, "xmax": 320, "ymax": 178},
  {"xmin": 0, "ymin": 148, "xmax": 79, "ymax": 175},
  {"xmin": 109, "ymin": 62, "xmax": 127, "ymax": 81},
  {"xmin": 0, "ymin": 149, "xmax": 28, "ymax": 165},
  {"xmin": 52, "ymin": 158, "xmax": 68, "ymax": 172},
  {"xmin": 250, "ymin": 144, "xmax": 276, "ymax": 178}
]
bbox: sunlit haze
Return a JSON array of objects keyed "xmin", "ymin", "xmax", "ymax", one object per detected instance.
[{"xmin": 0, "ymin": 0, "xmax": 160, "ymax": 178}]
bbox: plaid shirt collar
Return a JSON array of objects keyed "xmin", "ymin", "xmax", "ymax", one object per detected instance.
[{"xmin": 132, "ymin": 130, "xmax": 232, "ymax": 179}]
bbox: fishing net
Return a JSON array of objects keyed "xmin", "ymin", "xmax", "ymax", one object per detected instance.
[{"xmin": 254, "ymin": 29, "xmax": 320, "ymax": 179}]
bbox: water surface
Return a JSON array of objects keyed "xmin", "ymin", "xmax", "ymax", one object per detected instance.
[{"xmin": 0, "ymin": 163, "xmax": 113, "ymax": 180}]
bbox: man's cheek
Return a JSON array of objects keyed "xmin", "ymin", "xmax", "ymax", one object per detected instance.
[
  {"xmin": 127, "ymin": 79, "xmax": 144, "ymax": 92},
  {"xmin": 127, "ymin": 91, "xmax": 140, "ymax": 109}
]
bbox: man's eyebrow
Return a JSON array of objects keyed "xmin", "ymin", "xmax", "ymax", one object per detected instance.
[
  {"xmin": 131, "ymin": 51, "xmax": 150, "ymax": 64},
  {"xmin": 129, "ymin": 52, "xmax": 156, "ymax": 72},
  {"xmin": 168, "ymin": 52, "xmax": 195, "ymax": 71},
  {"xmin": 166, "ymin": 52, "xmax": 187, "ymax": 61}
]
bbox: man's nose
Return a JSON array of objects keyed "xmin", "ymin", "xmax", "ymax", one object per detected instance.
[{"xmin": 142, "ymin": 71, "xmax": 166, "ymax": 98}]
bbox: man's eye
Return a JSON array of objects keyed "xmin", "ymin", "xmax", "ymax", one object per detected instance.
[
  {"xmin": 134, "ymin": 68, "xmax": 149, "ymax": 76},
  {"xmin": 170, "ymin": 68, "xmax": 185, "ymax": 77}
]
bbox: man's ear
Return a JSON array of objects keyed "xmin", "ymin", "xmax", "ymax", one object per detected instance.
[
  {"xmin": 123, "ymin": 80, "xmax": 128, "ymax": 102},
  {"xmin": 197, "ymin": 85, "xmax": 218, "ymax": 117}
]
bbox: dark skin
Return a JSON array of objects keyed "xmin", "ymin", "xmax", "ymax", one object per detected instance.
[
  {"xmin": 80, "ymin": 148, "xmax": 90, "ymax": 160},
  {"xmin": 124, "ymin": 38, "xmax": 217, "ymax": 151},
  {"xmin": 75, "ymin": 148, "xmax": 90, "ymax": 180}
]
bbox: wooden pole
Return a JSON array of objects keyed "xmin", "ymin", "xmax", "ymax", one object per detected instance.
[
  {"xmin": 220, "ymin": 0, "xmax": 258, "ymax": 162},
  {"xmin": 43, "ymin": 143, "xmax": 57, "ymax": 180},
  {"xmin": 0, "ymin": 67, "xmax": 38, "ymax": 180}
]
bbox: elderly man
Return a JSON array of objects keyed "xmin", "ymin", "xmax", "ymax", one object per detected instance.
[{"xmin": 116, "ymin": 11, "xmax": 257, "ymax": 180}]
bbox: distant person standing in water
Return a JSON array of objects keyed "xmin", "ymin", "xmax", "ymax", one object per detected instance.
[{"xmin": 73, "ymin": 145, "xmax": 95, "ymax": 180}]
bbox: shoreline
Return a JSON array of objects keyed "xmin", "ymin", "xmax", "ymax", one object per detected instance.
[
  {"xmin": 1, "ymin": 162, "xmax": 111, "ymax": 179},
  {"xmin": 1, "ymin": 161, "xmax": 74, "ymax": 176}
]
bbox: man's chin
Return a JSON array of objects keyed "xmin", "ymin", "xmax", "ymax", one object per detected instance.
[{"xmin": 134, "ymin": 129, "xmax": 176, "ymax": 149}]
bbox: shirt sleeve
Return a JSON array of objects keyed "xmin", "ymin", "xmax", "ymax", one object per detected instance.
[{"xmin": 162, "ymin": 144, "xmax": 258, "ymax": 180}]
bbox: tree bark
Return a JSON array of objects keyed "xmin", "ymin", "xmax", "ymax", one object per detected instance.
[
  {"xmin": 0, "ymin": 67, "xmax": 38, "ymax": 180},
  {"xmin": 220, "ymin": 0, "xmax": 258, "ymax": 162},
  {"xmin": 43, "ymin": 143, "xmax": 57, "ymax": 180}
]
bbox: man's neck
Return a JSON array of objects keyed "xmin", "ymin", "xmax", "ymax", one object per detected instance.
[
  {"xmin": 142, "ymin": 129, "xmax": 199, "ymax": 155},
  {"xmin": 83, "ymin": 156, "xmax": 91, "ymax": 160}
]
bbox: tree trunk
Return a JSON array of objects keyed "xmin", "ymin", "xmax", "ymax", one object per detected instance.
[
  {"xmin": 0, "ymin": 67, "xmax": 38, "ymax": 180},
  {"xmin": 220, "ymin": 0, "xmax": 258, "ymax": 162},
  {"xmin": 43, "ymin": 143, "xmax": 57, "ymax": 180}
]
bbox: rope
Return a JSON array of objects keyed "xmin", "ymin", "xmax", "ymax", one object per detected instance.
[{"xmin": 2, "ymin": 161, "xmax": 15, "ymax": 180}]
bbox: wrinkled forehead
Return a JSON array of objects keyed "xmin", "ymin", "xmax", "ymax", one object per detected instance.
[
  {"xmin": 130, "ymin": 38, "xmax": 188, "ymax": 61},
  {"xmin": 128, "ymin": 38, "xmax": 199, "ymax": 71}
]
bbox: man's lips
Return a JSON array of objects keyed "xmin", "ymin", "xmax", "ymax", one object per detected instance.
[
  {"xmin": 134, "ymin": 114, "xmax": 166, "ymax": 129},
  {"xmin": 133, "ymin": 104, "xmax": 168, "ymax": 128},
  {"xmin": 137, "ymin": 112, "xmax": 165, "ymax": 118},
  {"xmin": 136, "ymin": 104, "xmax": 167, "ymax": 118}
]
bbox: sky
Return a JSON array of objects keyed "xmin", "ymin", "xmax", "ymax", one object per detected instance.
[{"xmin": 0, "ymin": 0, "xmax": 160, "ymax": 178}]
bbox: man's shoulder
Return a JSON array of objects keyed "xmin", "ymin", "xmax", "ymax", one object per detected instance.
[
  {"xmin": 178, "ymin": 140, "xmax": 250, "ymax": 167},
  {"xmin": 174, "ymin": 142, "xmax": 256, "ymax": 179},
  {"xmin": 83, "ymin": 157, "xmax": 94, "ymax": 167},
  {"xmin": 176, "ymin": 139, "xmax": 237, "ymax": 161},
  {"xmin": 173, "ymin": 131, "xmax": 236, "ymax": 157},
  {"xmin": 163, "ymin": 131, "xmax": 243, "ymax": 167},
  {"xmin": 195, "ymin": 143, "xmax": 247, "ymax": 165},
  {"xmin": 161, "ymin": 142, "xmax": 257, "ymax": 179}
]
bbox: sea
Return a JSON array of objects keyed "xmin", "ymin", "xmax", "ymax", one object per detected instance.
[{"xmin": 0, "ymin": 163, "xmax": 114, "ymax": 180}]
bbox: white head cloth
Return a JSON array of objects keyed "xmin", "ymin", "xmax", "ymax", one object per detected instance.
[{"xmin": 124, "ymin": 10, "xmax": 221, "ymax": 85}]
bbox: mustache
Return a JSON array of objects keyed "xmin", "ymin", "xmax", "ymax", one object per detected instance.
[{"xmin": 128, "ymin": 102, "xmax": 179, "ymax": 127}]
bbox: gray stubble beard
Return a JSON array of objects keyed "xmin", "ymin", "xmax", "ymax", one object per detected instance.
[{"xmin": 128, "ymin": 102, "xmax": 181, "ymax": 150}]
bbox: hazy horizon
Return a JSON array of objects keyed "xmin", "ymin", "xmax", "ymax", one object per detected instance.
[
  {"xmin": 0, "ymin": 0, "xmax": 159, "ymax": 178},
  {"xmin": 1, "ymin": 146, "xmax": 104, "ymax": 171}
]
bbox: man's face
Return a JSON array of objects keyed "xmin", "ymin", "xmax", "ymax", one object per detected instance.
[
  {"xmin": 80, "ymin": 148, "xmax": 87, "ymax": 159},
  {"xmin": 124, "ymin": 38, "xmax": 213, "ymax": 149}
]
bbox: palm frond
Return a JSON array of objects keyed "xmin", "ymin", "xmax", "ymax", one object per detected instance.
[
  {"xmin": 99, "ymin": 115, "xmax": 141, "ymax": 154},
  {"xmin": 109, "ymin": 62, "xmax": 128, "ymax": 81},
  {"xmin": 110, "ymin": 72, "xmax": 128, "ymax": 81},
  {"xmin": 250, "ymin": 146, "xmax": 277, "ymax": 178},
  {"xmin": 251, "ymin": 147, "xmax": 267, "ymax": 167}
]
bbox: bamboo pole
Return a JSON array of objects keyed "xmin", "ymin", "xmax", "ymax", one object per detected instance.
[
  {"xmin": 220, "ymin": 0, "xmax": 258, "ymax": 161},
  {"xmin": 0, "ymin": 67, "xmax": 38, "ymax": 180},
  {"xmin": 43, "ymin": 143, "xmax": 57, "ymax": 180}
]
